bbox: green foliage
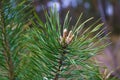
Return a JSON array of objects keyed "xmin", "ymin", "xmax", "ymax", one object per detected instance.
[
  {"xmin": 24, "ymin": 9, "xmax": 108, "ymax": 80},
  {"xmin": 0, "ymin": 0, "xmax": 113, "ymax": 80},
  {"xmin": 0, "ymin": 0, "xmax": 33, "ymax": 80}
]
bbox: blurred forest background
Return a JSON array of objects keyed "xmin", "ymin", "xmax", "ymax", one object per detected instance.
[{"xmin": 33, "ymin": 0, "xmax": 120, "ymax": 79}]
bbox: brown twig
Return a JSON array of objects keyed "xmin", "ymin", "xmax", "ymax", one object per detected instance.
[{"xmin": 53, "ymin": 47, "xmax": 66, "ymax": 80}]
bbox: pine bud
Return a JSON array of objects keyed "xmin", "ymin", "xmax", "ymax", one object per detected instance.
[
  {"xmin": 67, "ymin": 30, "xmax": 72, "ymax": 38},
  {"xmin": 66, "ymin": 30, "xmax": 74, "ymax": 44},
  {"xmin": 59, "ymin": 29, "xmax": 74, "ymax": 46},
  {"xmin": 63, "ymin": 28, "xmax": 67, "ymax": 39},
  {"xmin": 69, "ymin": 34, "xmax": 74, "ymax": 43},
  {"xmin": 66, "ymin": 36, "xmax": 70, "ymax": 44},
  {"xmin": 66, "ymin": 34, "xmax": 74, "ymax": 44}
]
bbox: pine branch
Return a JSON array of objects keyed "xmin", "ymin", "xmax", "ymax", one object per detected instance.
[
  {"xmin": 0, "ymin": 0, "xmax": 33, "ymax": 80},
  {"xmin": 0, "ymin": 1, "xmax": 15, "ymax": 80},
  {"xmin": 54, "ymin": 47, "xmax": 66, "ymax": 80},
  {"xmin": 25, "ymin": 9, "xmax": 109, "ymax": 79}
]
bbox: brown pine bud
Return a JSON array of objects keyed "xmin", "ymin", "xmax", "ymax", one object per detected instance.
[
  {"xmin": 66, "ymin": 34, "xmax": 74, "ymax": 44},
  {"xmin": 66, "ymin": 36, "xmax": 70, "ymax": 44},
  {"xmin": 67, "ymin": 30, "xmax": 72, "ymax": 38},
  {"xmin": 69, "ymin": 34, "xmax": 74, "ymax": 43},
  {"xmin": 66, "ymin": 30, "xmax": 74, "ymax": 44},
  {"xmin": 63, "ymin": 28, "xmax": 67, "ymax": 39}
]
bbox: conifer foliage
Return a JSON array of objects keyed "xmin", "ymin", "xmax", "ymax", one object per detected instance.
[
  {"xmin": 0, "ymin": 0, "xmax": 113, "ymax": 80},
  {"xmin": 25, "ymin": 9, "xmax": 108, "ymax": 79},
  {"xmin": 0, "ymin": 0, "xmax": 32, "ymax": 80}
]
